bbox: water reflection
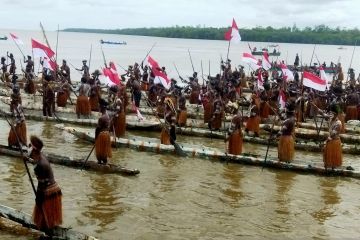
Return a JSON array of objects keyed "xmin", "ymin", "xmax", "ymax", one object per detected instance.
[
  {"xmin": 3, "ymin": 159, "xmax": 27, "ymax": 204},
  {"xmin": 156, "ymin": 155, "xmax": 180, "ymax": 193},
  {"xmin": 311, "ymin": 178, "xmax": 341, "ymax": 224},
  {"xmin": 220, "ymin": 163, "xmax": 244, "ymax": 208},
  {"xmin": 81, "ymin": 174, "xmax": 125, "ymax": 234}
]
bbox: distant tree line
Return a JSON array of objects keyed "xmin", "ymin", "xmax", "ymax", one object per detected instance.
[{"xmin": 63, "ymin": 24, "xmax": 360, "ymax": 45}]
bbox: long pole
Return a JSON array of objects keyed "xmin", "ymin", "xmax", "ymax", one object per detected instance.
[
  {"xmin": 347, "ymin": 40, "xmax": 357, "ymax": 81},
  {"xmin": 141, "ymin": 42, "xmax": 157, "ymax": 65},
  {"xmin": 187, "ymin": 49, "xmax": 195, "ymax": 73},
  {"xmin": 100, "ymin": 45, "xmax": 107, "ymax": 67},
  {"xmin": 226, "ymin": 40, "xmax": 231, "ymax": 61},
  {"xmin": 309, "ymin": 44, "xmax": 316, "ymax": 67},
  {"xmin": 2, "ymin": 115, "xmax": 49, "ymax": 228},
  {"xmin": 40, "ymin": 22, "xmax": 52, "ymax": 49},
  {"xmin": 55, "ymin": 24, "xmax": 59, "ymax": 65},
  {"xmin": 89, "ymin": 44, "xmax": 93, "ymax": 70},
  {"xmin": 201, "ymin": 60, "xmax": 204, "ymax": 85},
  {"xmin": 10, "ymin": 37, "xmax": 25, "ymax": 58}
]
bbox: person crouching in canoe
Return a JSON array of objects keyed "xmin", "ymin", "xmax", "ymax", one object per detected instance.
[
  {"xmin": 161, "ymin": 97, "xmax": 177, "ymax": 145},
  {"xmin": 8, "ymin": 97, "xmax": 27, "ymax": 148},
  {"xmin": 26, "ymin": 135, "xmax": 62, "ymax": 231},
  {"xmin": 277, "ymin": 102, "xmax": 296, "ymax": 163},
  {"xmin": 95, "ymin": 99, "xmax": 112, "ymax": 164},
  {"xmin": 225, "ymin": 110, "xmax": 243, "ymax": 155}
]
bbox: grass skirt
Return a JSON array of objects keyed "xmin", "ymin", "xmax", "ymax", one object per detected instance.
[
  {"xmin": 56, "ymin": 92, "xmax": 68, "ymax": 107},
  {"xmin": 246, "ymin": 116, "xmax": 260, "ymax": 134},
  {"xmin": 8, "ymin": 121, "xmax": 27, "ymax": 146},
  {"xmin": 95, "ymin": 131, "xmax": 112, "ymax": 162},
  {"xmin": 76, "ymin": 96, "xmax": 91, "ymax": 116},
  {"xmin": 260, "ymin": 101, "xmax": 270, "ymax": 119},
  {"xmin": 89, "ymin": 95, "xmax": 99, "ymax": 111},
  {"xmin": 33, "ymin": 182, "xmax": 62, "ymax": 230},
  {"xmin": 203, "ymin": 102, "xmax": 213, "ymax": 123},
  {"xmin": 278, "ymin": 135, "xmax": 295, "ymax": 162},
  {"xmin": 323, "ymin": 138, "xmax": 342, "ymax": 168},
  {"xmin": 160, "ymin": 128, "xmax": 171, "ymax": 145},
  {"xmin": 345, "ymin": 105, "xmax": 358, "ymax": 121},
  {"xmin": 113, "ymin": 111, "xmax": 126, "ymax": 137},
  {"xmin": 228, "ymin": 129, "xmax": 243, "ymax": 155},
  {"xmin": 177, "ymin": 110, "xmax": 187, "ymax": 127}
]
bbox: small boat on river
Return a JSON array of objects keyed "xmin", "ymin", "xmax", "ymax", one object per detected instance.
[{"xmin": 100, "ymin": 39, "xmax": 127, "ymax": 45}]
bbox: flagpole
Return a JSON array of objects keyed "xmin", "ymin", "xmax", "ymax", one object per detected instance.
[
  {"xmin": 55, "ymin": 24, "xmax": 59, "ymax": 65},
  {"xmin": 226, "ymin": 40, "xmax": 231, "ymax": 62},
  {"xmin": 347, "ymin": 40, "xmax": 357, "ymax": 82},
  {"xmin": 309, "ymin": 44, "xmax": 316, "ymax": 67},
  {"xmin": 89, "ymin": 44, "xmax": 93, "ymax": 70},
  {"xmin": 10, "ymin": 37, "xmax": 25, "ymax": 59}
]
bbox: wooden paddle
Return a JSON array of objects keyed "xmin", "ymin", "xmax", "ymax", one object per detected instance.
[{"xmin": 3, "ymin": 115, "xmax": 50, "ymax": 229}]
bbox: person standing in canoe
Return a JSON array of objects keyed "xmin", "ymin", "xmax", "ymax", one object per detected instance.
[
  {"xmin": 56, "ymin": 77, "xmax": 70, "ymax": 108},
  {"xmin": 176, "ymin": 91, "xmax": 187, "ymax": 127},
  {"xmin": 41, "ymin": 80, "xmax": 55, "ymax": 117},
  {"xmin": 245, "ymin": 94, "xmax": 260, "ymax": 137},
  {"xmin": 76, "ymin": 77, "xmax": 91, "ymax": 118},
  {"xmin": 277, "ymin": 102, "xmax": 296, "ymax": 163},
  {"xmin": 8, "ymin": 96, "xmax": 27, "ymax": 148},
  {"xmin": 76, "ymin": 60, "xmax": 90, "ymax": 80},
  {"xmin": 225, "ymin": 110, "xmax": 243, "ymax": 155},
  {"xmin": 314, "ymin": 102, "xmax": 343, "ymax": 169},
  {"xmin": 26, "ymin": 135, "xmax": 62, "ymax": 231},
  {"xmin": 59, "ymin": 59, "xmax": 71, "ymax": 84},
  {"xmin": 88, "ymin": 70, "xmax": 101, "ymax": 112},
  {"xmin": 111, "ymin": 98, "xmax": 126, "ymax": 138},
  {"xmin": 95, "ymin": 99, "xmax": 112, "ymax": 164},
  {"xmin": 7, "ymin": 52, "xmax": 16, "ymax": 77},
  {"xmin": 161, "ymin": 97, "xmax": 177, "ymax": 145}
]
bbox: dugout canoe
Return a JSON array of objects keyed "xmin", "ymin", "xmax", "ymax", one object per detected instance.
[
  {"xmin": 0, "ymin": 204, "xmax": 98, "ymax": 240},
  {"xmin": 58, "ymin": 125, "xmax": 360, "ymax": 179},
  {"xmin": 261, "ymin": 124, "xmax": 360, "ymax": 145},
  {"xmin": 0, "ymin": 144, "xmax": 140, "ymax": 176}
]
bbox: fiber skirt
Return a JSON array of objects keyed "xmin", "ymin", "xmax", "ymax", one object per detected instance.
[
  {"xmin": 95, "ymin": 131, "xmax": 112, "ymax": 161},
  {"xmin": 8, "ymin": 121, "xmax": 27, "ymax": 147},
  {"xmin": 278, "ymin": 135, "xmax": 295, "ymax": 162},
  {"xmin": 76, "ymin": 96, "xmax": 91, "ymax": 116},
  {"xmin": 228, "ymin": 129, "xmax": 243, "ymax": 155},
  {"xmin": 323, "ymin": 138, "xmax": 342, "ymax": 168}
]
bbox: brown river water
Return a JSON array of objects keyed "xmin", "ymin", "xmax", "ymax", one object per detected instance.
[
  {"xmin": 0, "ymin": 31, "xmax": 360, "ymax": 239},
  {"xmin": 0, "ymin": 118, "xmax": 359, "ymax": 239}
]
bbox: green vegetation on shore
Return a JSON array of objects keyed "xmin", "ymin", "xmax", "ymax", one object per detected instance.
[{"xmin": 63, "ymin": 25, "xmax": 359, "ymax": 45}]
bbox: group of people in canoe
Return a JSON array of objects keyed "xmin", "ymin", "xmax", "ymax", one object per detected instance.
[{"xmin": 1, "ymin": 49, "xmax": 358, "ymax": 234}]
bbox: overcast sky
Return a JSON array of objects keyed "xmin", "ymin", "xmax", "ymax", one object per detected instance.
[{"xmin": 1, "ymin": 0, "xmax": 358, "ymax": 30}]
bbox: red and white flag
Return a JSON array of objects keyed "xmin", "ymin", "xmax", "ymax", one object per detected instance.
[
  {"xmin": 147, "ymin": 56, "xmax": 160, "ymax": 70},
  {"xmin": 102, "ymin": 62, "xmax": 121, "ymax": 86},
  {"xmin": 262, "ymin": 51, "xmax": 272, "ymax": 70},
  {"xmin": 280, "ymin": 63, "xmax": 294, "ymax": 81},
  {"xmin": 303, "ymin": 71, "xmax": 326, "ymax": 92},
  {"xmin": 42, "ymin": 57, "xmax": 57, "ymax": 71},
  {"xmin": 31, "ymin": 39, "xmax": 55, "ymax": 58},
  {"xmin": 279, "ymin": 90, "xmax": 286, "ymax": 109},
  {"xmin": 224, "ymin": 18, "xmax": 241, "ymax": 43},
  {"xmin": 257, "ymin": 70, "xmax": 264, "ymax": 90},
  {"xmin": 242, "ymin": 52, "xmax": 258, "ymax": 65},
  {"xmin": 319, "ymin": 66, "xmax": 329, "ymax": 86},
  {"xmin": 10, "ymin": 33, "xmax": 23, "ymax": 45},
  {"xmin": 153, "ymin": 67, "xmax": 171, "ymax": 90}
]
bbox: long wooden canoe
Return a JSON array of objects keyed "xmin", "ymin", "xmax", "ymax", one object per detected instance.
[
  {"xmin": 0, "ymin": 144, "xmax": 139, "ymax": 176},
  {"xmin": 0, "ymin": 204, "xmax": 98, "ymax": 240},
  {"xmin": 58, "ymin": 126, "xmax": 360, "ymax": 179}
]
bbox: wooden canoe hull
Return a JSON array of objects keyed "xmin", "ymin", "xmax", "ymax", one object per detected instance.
[
  {"xmin": 0, "ymin": 144, "xmax": 140, "ymax": 176},
  {"xmin": 60, "ymin": 126, "xmax": 360, "ymax": 179},
  {"xmin": 0, "ymin": 204, "xmax": 98, "ymax": 240}
]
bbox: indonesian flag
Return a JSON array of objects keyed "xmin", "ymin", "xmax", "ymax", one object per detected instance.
[
  {"xmin": 224, "ymin": 18, "xmax": 241, "ymax": 43},
  {"xmin": 147, "ymin": 56, "xmax": 160, "ymax": 70},
  {"xmin": 262, "ymin": 51, "xmax": 272, "ymax": 70},
  {"xmin": 280, "ymin": 63, "xmax": 294, "ymax": 81},
  {"xmin": 303, "ymin": 71, "xmax": 327, "ymax": 91},
  {"xmin": 257, "ymin": 70, "xmax": 264, "ymax": 90},
  {"xmin": 279, "ymin": 90, "xmax": 286, "ymax": 109},
  {"xmin": 31, "ymin": 39, "xmax": 55, "ymax": 58},
  {"xmin": 10, "ymin": 33, "xmax": 23, "ymax": 45},
  {"xmin": 242, "ymin": 52, "xmax": 258, "ymax": 65},
  {"xmin": 153, "ymin": 67, "xmax": 171, "ymax": 90},
  {"xmin": 102, "ymin": 62, "xmax": 121, "ymax": 86},
  {"xmin": 42, "ymin": 57, "xmax": 57, "ymax": 71},
  {"xmin": 319, "ymin": 66, "xmax": 330, "ymax": 86}
]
